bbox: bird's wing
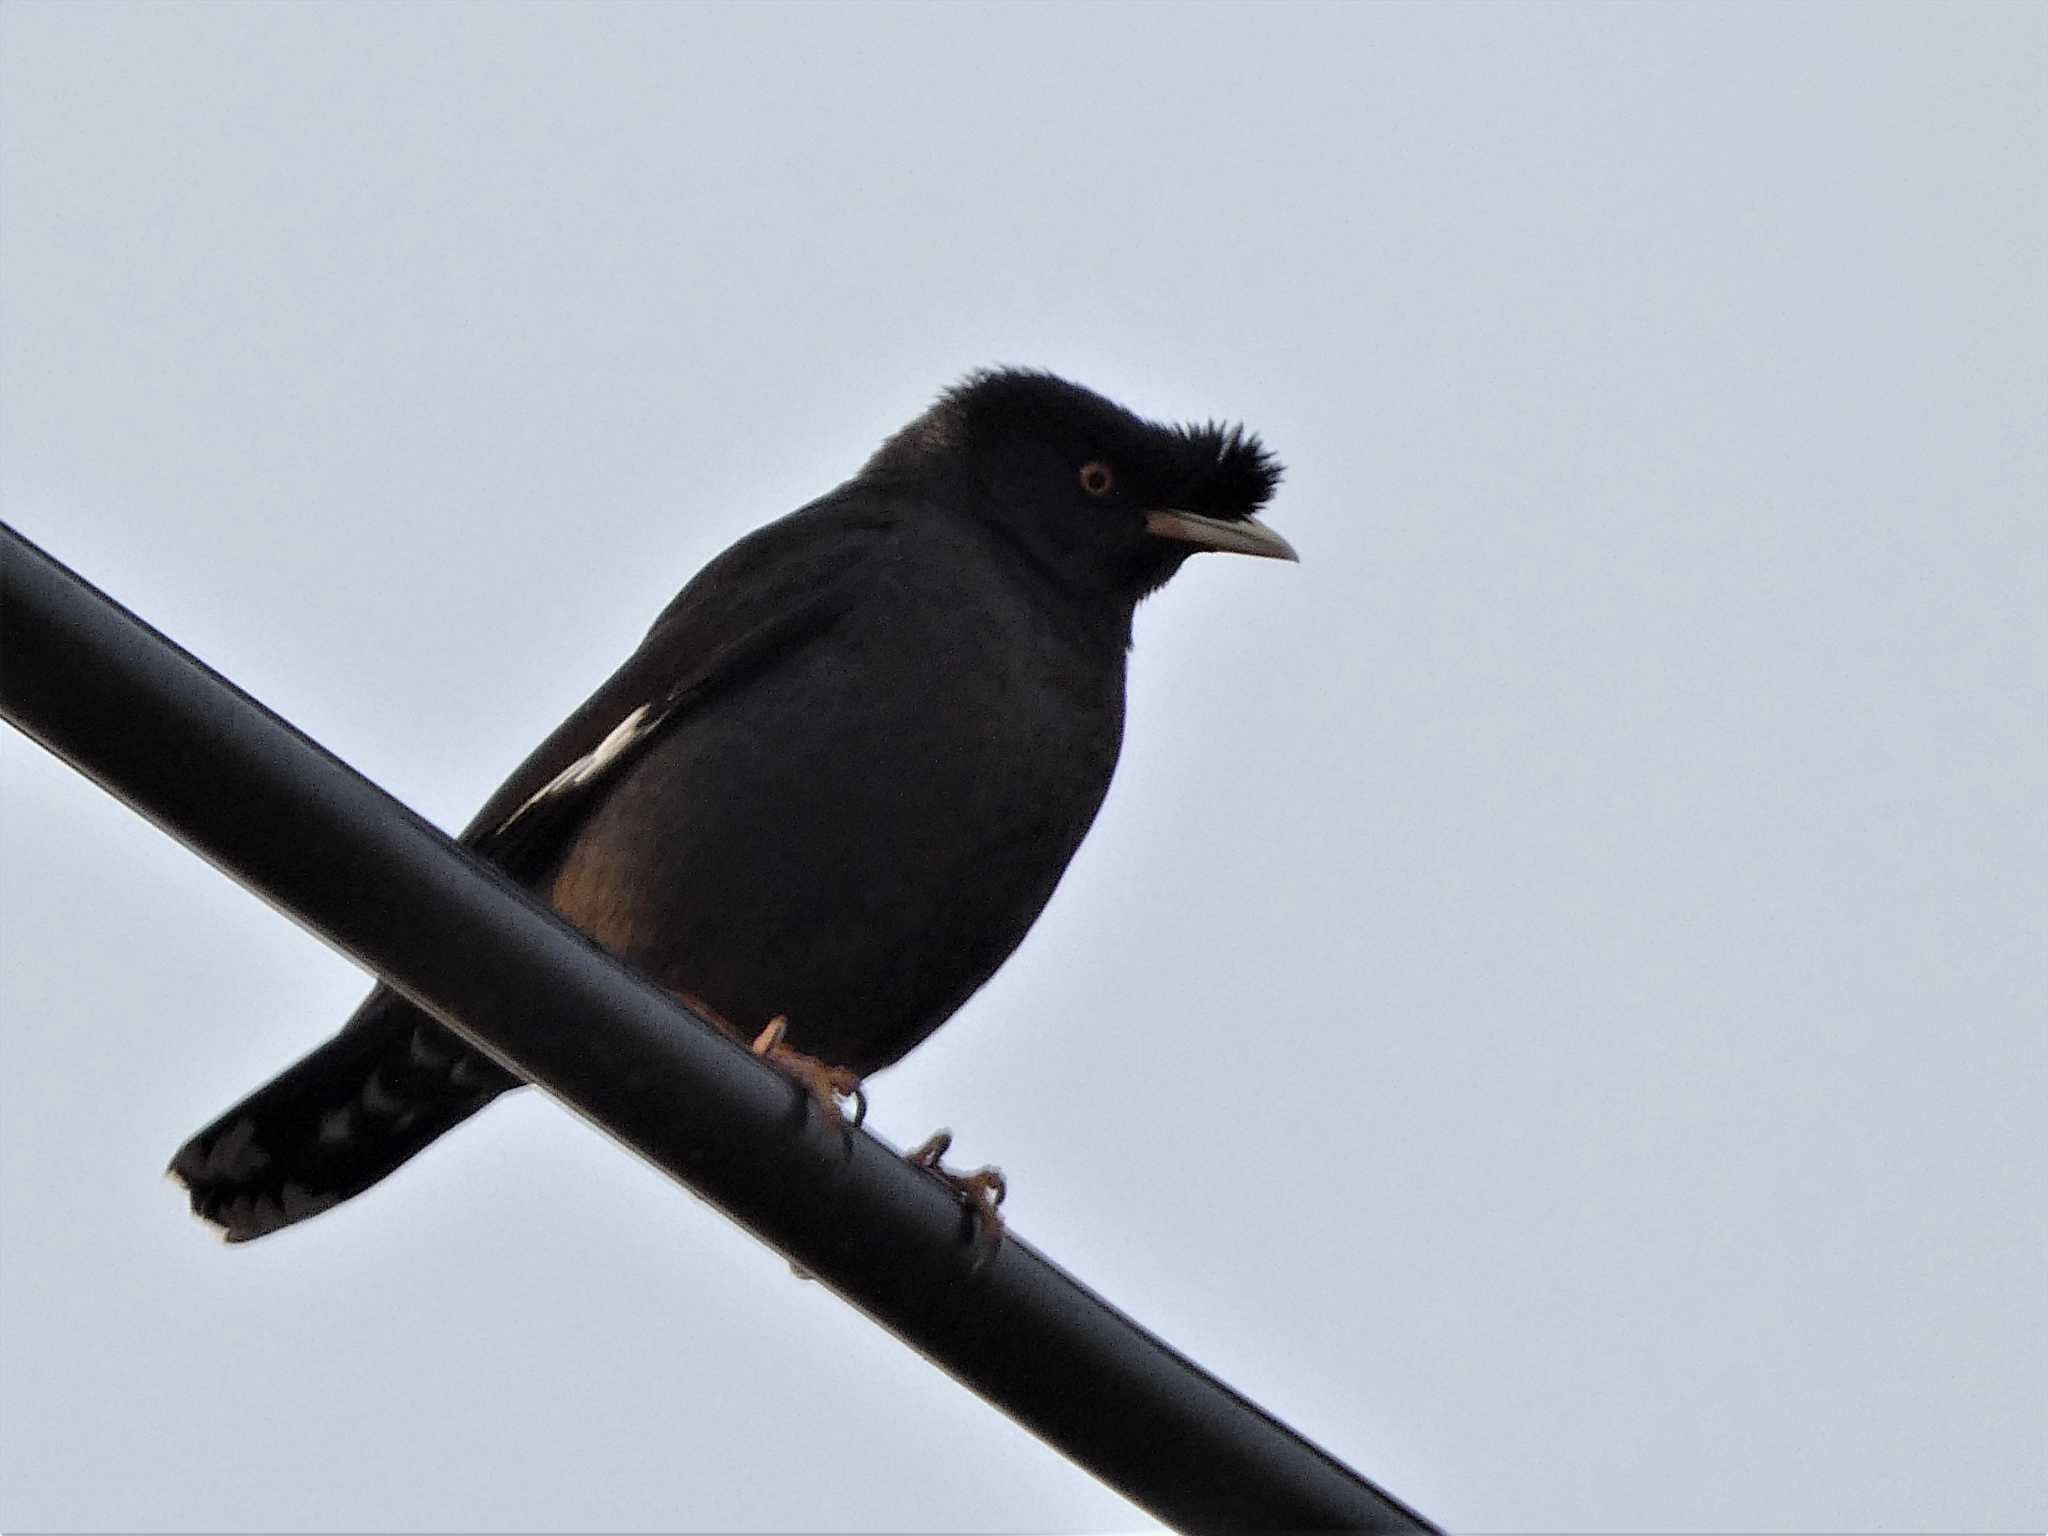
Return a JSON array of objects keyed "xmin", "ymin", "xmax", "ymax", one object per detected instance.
[{"xmin": 460, "ymin": 492, "xmax": 897, "ymax": 881}]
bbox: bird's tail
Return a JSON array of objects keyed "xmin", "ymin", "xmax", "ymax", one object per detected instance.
[{"xmin": 168, "ymin": 988, "xmax": 521, "ymax": 1242}]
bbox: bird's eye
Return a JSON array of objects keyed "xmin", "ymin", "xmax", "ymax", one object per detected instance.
[{"xmin": 1078, "ymin": 461, "xmax": 1115, "ymax": 497}]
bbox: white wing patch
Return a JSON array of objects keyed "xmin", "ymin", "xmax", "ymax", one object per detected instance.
[{"xmin": 501, "ymin": 702, "xmax": 659, "ymax": 832}]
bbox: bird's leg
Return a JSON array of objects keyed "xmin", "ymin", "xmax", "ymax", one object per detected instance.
[
  {"xmin": 750, "ymin": 1016, "xmax": 867, "ymax": 1128},
  {"xmin": 906, "ymin": 1128, "xmax": 1006, "ymax": 1251}
]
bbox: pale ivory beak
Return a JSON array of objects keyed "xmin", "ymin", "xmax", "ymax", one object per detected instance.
[{"xmin": 1143, "ymin": 509, "xmax": 1299, "ymax": 562}]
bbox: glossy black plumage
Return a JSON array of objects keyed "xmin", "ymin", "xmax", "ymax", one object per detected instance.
[{"xmin": 169, "ymin": 369, "xmax": 1290, "ymax": 1241}]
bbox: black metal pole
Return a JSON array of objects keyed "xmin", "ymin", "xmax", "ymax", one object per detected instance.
[{"xmin": 0, "ymin": 521, "xmax": 1437, "ymax": 1533}]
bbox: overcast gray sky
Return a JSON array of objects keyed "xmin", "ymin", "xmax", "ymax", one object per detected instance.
[{"xmin": 3, "ymin": 3, "xmax": 2042, "ymax": 1531}]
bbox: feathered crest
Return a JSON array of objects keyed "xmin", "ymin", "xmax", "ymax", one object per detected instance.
[
  {"xmin": 1168, "ymin": 418, "xmax": 1283, "ymax": 520},
  {"xmin": 871, "ymin": 368, "xmax": 1283, "ymax": 521}
]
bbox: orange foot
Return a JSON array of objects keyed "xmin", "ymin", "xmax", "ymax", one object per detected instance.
[
  {"xmin": 906, "ymin": 1129, "xmax": 1006, "ymax": 1253},
  {"xmin": 750, "ymin": 1016, "xmax": 867, "ymax": 1128}
]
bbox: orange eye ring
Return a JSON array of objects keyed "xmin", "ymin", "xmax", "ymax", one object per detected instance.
[{"xmin": 1079, "ymin": 461, "xmax": 1115, "ymax": 497}]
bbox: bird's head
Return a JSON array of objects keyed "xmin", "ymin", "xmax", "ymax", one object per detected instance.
[{"xmin": 866, "ymin": 369, "xmax": 1292, "ymax": 610}]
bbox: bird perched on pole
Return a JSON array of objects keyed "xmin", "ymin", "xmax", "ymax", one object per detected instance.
[{"xmin": 170, "ymin": 368, "xmax": 1293, "ymax": 1243}]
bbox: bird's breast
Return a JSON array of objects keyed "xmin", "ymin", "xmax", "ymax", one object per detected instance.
[{"xmin": 547, "ymin": 556, "xmax": 1127, "ymax": 1071}]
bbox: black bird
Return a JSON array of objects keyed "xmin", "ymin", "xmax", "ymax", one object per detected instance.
[{"xmin": 170, "ymin": 368, "xmax": 1292, "ymax": 1242}]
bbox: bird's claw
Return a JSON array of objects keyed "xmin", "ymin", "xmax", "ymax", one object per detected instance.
[
  {"xmin": 751, "ymin": 1016, "xmax": 867, "ymax": 1128},
  {"xmin": 907, "ymin": 1128, "xmax": 1006, "ymax": 1255}
]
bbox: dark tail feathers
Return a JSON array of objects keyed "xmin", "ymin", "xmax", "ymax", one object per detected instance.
[{"xmin": 169, "ymin": 989, "xmax": 520, "ymax": 1242}]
